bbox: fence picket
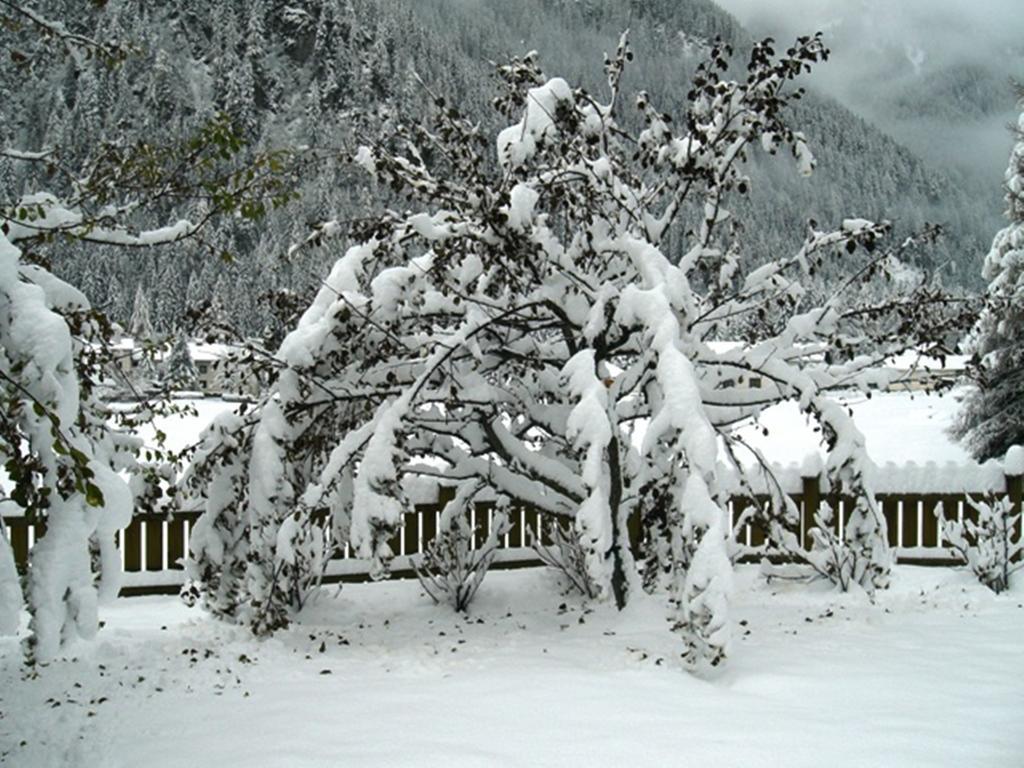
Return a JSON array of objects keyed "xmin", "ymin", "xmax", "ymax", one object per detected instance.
[
  {"xmin": 9, "ymin": 519, "xmax": 29, "ymax": 566},
  {"xmin": 801, "ymin": 475, "xmax": 820, "ymax": 550},
  {"xmin": 123, "ymin": 519, "xmax": 142, "ymax": 572},
  {"xmin": 145, "ymin": 519, "xmax": 164, "ymax": 571},
  {"xmin": 901, "ymin": 495, "xmax": 921, "ymax": 549},
  {"xmin": 919, "ymin": 495, "xmax": 942, "ymax": 549},
  {"xmin": 880, "ymin": 496, "xmax": 901, "ymax": 547},
  {"xmin": 167, "ymin": 516, "xmax": 186, "ymax": 570}
]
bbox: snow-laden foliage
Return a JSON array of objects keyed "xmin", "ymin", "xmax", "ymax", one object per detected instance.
[
  {"xmin": 413, "ymin": 484, "xmax": 510, "ymax": 612},
  {"xmin": 0, "ymin": 5, "xmax": 300, "ymax": 661},
  {"xmin": 129, "ymin": 286, "xmax": 155, "ymax": 343},
  {"xmin": 786, "ymin": 498, "xmax": 893, "ymax": 593},
  {"xmin": 760, "ymin": 452, "xmax": 893, "ymax": 592},
  {"xmin": 954, "ymin": 102, "xmax": 1024, "ymax": 461},
  {"xmin": 190, "ymin": 35, "xmax": 969, "ymax": 666},
  {"xmin": 940, "ymin": 495, "xmax": 1022, "ymax": 594},
  {"xmin": 0, "ymin": 229, "xmax": 136, "ymax": 663},
  {"xmin": 938, "ymin": 447, "xmax": 1023, "ymax": 594},
  {"xmin": 181, "ymin": 412, "xmax": 253, "ymax": 618},
  {"xmin": 1, "ymin": 1, "xmax": 997, "ymax": 337}
]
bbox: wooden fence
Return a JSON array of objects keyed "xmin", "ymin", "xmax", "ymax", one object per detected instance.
[{"xmin": 3, "ymin": 471, "xmax": 1022, "ymax": 596}]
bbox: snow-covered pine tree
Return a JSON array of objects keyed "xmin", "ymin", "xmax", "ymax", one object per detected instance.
[
  {"xmin": 125, "ymin": 285, "xmax": 160, "ymax": 394},
  {"xmin": 953, "ymin": 99, "xmax": 1024, "ymax": 461},
  {"xmin": 190, "ymin": 34, "xmax": 969, "ymax": 666},
  {"xmin": 129, "ymin": 285, "xmax": 155, "ymax": 341},
  {"xmin": 161, "ymin": 330, "xmax": 199, "ymax": 391}
]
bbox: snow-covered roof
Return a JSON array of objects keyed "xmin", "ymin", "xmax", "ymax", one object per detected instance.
[
  {"xmin": 110, "ymin": 337, "xmax": 240, "ymax": 362},
  {"xmin": 884, "ymin": 351, "xmax": 968, "ymax": 372}
]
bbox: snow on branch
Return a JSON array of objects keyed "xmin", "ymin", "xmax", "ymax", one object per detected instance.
[{"xmin": 189, "ymin": 32, "xmax": 973, "ymax": 667}]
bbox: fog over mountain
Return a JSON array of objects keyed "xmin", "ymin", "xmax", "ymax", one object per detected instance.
[{"xmin": 714, "ymin": 0, "xmax": 1023, "ymax": 185}]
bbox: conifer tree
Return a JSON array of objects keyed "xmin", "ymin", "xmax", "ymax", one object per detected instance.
[
  {"xmin": 162, "ymin": 330, "xmax": 199, "ymax": 391},
  {"xmin": 129, "ymin": 285, "xmax": 155, "ymax": 342},
  {"xmin": 954, "ymin": 100, "xmax": 1024, "ymax": 460}
]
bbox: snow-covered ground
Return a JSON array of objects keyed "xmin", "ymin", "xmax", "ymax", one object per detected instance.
[
  {"xmin": 736, "ymin": 389, "xmax": 972, "ymax": 466},
  {"xmin": 1, "ymin": 567, "xmax": 1021, "ymax": 767},
  {"xmin": 138, "ymin": 397, "xmax": 246, "ymax": 456}
]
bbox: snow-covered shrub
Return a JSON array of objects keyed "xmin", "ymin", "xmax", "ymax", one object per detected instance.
[
  {"xmin": 414, "ymin": 485, "xmax": 510, "ymax": 612},
  {"xmin": 193, "ymin": 33, "xmax": 968, "ymax": 666},
  {"xmin": 182, "ymin": 413, "xmax": 253, "ymax": 620},
  {"xmin": 530, "ymin": 518, "xmax": 601, "ymax": 600},
  {"xmin": 0, "ymin": 9, "xmax": 302, "ymax": 660},
  {"xmin": 939, "ymin": 494, "xmax": 1022, "ymax": 594},
  {"xmin": 791, "ymin": 497, "xmax": 893, "ymax": 592},
  {"xmin": 0, "ymin": 230, "xmax": 135, "ymax": 663},
  {"xmin": 760, "ymin": 456, "xmax": 892, "ymax": 592}
]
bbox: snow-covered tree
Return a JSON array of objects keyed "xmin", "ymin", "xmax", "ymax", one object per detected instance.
[
  {"xmin": 0, "ymin": 228, "xmax": 135, "ymax": 663},
  {"xmin": 129, "ymin": 285, "xmax": 155, "ymax": 341},
  {"xmin": 181, "ymin": 412, "xmax": 254, "ymax": 619},
  {"xmin": 953, "ymin": 101, "xmax": 1024, "ymax": 461},
  {"xmin": 161, "ymin": 330, "xmax": 198, "ymax": 391},
  {"xmin": 188, "ymin": 35, "xmax": 968, "ymax": 666},
  {"xmin": 124, "ymin": 285, "xmax": 160, "ymax": 394},
  {"xmin": 0, "ymin": 2, "xmax": 302, "ymax": 662}
]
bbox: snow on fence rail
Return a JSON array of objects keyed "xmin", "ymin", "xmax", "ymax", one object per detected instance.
[{"xmin": 4, "ymin": 468, "xmax": 1023, "ymax": 596}]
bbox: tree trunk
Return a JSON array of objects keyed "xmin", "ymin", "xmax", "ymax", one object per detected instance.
[{"xmin": 607, "ymin": 436, "xmax": 629, "ymax": 609}]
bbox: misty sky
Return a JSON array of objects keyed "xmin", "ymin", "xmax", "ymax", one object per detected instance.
[{"xmin": 714, "ymin": 0, "xmax": 1023, "ymax": 185}]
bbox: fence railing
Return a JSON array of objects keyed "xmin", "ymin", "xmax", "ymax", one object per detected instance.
[{"xmin": 4, "ymin": 470, "xmax": 1022, "ymax": 596}]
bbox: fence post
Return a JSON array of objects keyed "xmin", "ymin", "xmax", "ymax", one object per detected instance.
[
  {"xmin": 123, "ymin": 518, "xmax": 142, "ymax": 572},
  {"xmin": 1005, "ymin": 446, "xmax": 1023, "ymax": 543},
  {"xmin": 801, "ymin": 472, "xmax": 821, "ymax": 551},
  {"xmin": 167, "ymin": 514, "xmax": 186, "ymax": 570},
  {"xmin": 8, "ymin": 518, "xmax": 30, "ymax": 568},
  {"xmin": 506, "ymin": 505, "xmax": 523, "ymax": 549}
]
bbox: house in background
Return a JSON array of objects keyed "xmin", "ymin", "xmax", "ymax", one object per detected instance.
[
  {"xmin": 884, "ymin": 351, "xmax": 968, "ymax": 392},
  {"xmin": 704, "ymin": 342, "xmax": 967, "ymax": 394},
  {"xmin": 107, "ymin": 337, "xmax": 263, "ymax": 399}
]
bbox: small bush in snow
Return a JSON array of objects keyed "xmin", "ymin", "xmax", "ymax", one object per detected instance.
[
  {"xmin": 939, "ymin": 495, "xmax": 1022, "ymax": 594},
  {"xmin": 414, "ymin": 486, "xmax": 510, "ymax": 612},
  {"xmin": 746, "ymin": 449, "xmax": 893, "ymax": 593},
  {"xmin": 805, "ymin": 497, "xmax": 892, "ymax": 592},
  {"xmin": 530, "ymin": 518, "xmax": 601, "ymax": 600}
]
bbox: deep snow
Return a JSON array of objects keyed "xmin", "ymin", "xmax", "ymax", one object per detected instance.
[{"xmin": 1, "ymin": 566, "xmax": 1021, "ymax": 767}]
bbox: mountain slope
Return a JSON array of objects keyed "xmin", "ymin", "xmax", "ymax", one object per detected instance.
[{"xmin": 0, "ymin": 0, "xmax": 993, "ymax": 335}]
